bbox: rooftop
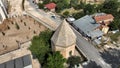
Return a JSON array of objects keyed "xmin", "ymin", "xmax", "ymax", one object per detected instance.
[
  {"xmin": 94, "ymin": 14, "xmax": 114, "ymax": 22},
  {"xmin": 0, "ymin": 54, "xmax": 32, "ymax": 68},
  {"xmin": 51, "ymin": 19, "xmax": 76, "ymax": 47},
  {"xmin": 73, "ymin": 15, "xmax": 103, "ymax": 38},
  {"xmin": 45, "ymin": 3, "xmax": 56, "ymax": 10}
]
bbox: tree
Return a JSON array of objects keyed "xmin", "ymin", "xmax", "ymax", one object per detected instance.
[
  {"xmin": 56, "ymin": 2, "xmax": 63, "ymax": 8},
  {"xmin": 38, "ymin": 3, "xmax": 44, "ymax": 9},
  {"xmin": 63, "ymin": 11, "xmax": 69, "ymax": 17},
  {"xmin": 72, "ymin": 11, "xmax": 85, "ymax": 19},
  {"xmin": 46, "ymin": 51, "xmax": 66, "ymax": 68},
  {"xmin": 95, "ymin": 4, "xmax": 103, "ymax": 12},
  {"xmin": 56, "ymin": 2, "xmax": 65, "ymax": 13},
  {"xmin": 67, "ymin": 56, "xmax": 82, "ymax": 68},
  {"xmin": 52, "ymin": 0, "xmax": 71, "ymax": 13},
  {"xmin": 99, "ymin": 0, "xmax": 120, "ymax": 30},
  {"xmin": 62, "ymin": 0, "xmax": 70, "ymax": 8},
  {"xmin": 104, "ymin": 0, "xmax": 119, "ymax": 10},
  {"xmin": 43, "ymin": 0, "xmax": 51, "ymax": 4},
  {"xmin": 109, "ymin": 19, "xmax": 120, "ymax": 30},
  {"xmin": 70, "ymin": 0, "xmax": 79, "ymax": 7},
  {"xmin": 74, "ymin": 1, "xmax": 86, "ymax": 10},
  {"xmin": 64, "ymin": 0, "xmax": 71, "ymax": 4},
  {"xmin": 52, "ymin": 0, "xmax": 60, "ymax": 3},
  {"xmin": 102, "ymin": 0, "xmax": 120, "ymax": 14},
  {"xmin": 83, "ymin": 4, "xmax": 96, "ymax": 14},
  {"xmin": 29, "ymin": 30, "xmax": 52, "ymax": 64}
]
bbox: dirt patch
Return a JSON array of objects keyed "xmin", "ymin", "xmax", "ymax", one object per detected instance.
[
  {"xmin": 0, "ymin": 19, "xmax": 11, "ymax": 31},
  {"xmin": 0, "ymin": 15, "xmax": 47, "ymax": 55}
]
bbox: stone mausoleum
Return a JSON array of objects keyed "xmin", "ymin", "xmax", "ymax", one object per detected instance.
[{"xmin": 51, "ymin": 20, "xmax": 76, "ymax": 58}]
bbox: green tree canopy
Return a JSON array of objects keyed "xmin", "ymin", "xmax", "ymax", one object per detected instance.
[
  {"xmin": 102, "ymin": 0, "xmax": 120, "ymax": 14},
  {"xmin": 72, "ymin": 11, "xmax": 85, "ymax": 19},
  {"xmin": 43, "ymin": 0, "xmax": 51, "ymax": 4},
  {"xmin": 103, "ymin": 0, "xmax": 119, "ymax": 9},
  {"xmin": 38, "ymin": 3, "xmax": 44, "ymax": 9},
  {"xmin": 46, "ymin": 51, "xmax": 66, "ymax": 68},
  {"xmin": 70, "ymin": 0, "xmax": 79, "ymax": 7},
  {"xmin": 29, "ymin": 30, "xmax": 52, "ymax": 64},
  {"xmin": 83, "ymin": 4, "xmax": 96, "ymax": 14},
  {"xmin": 67, "ymin": 56, "xmax": 81, "ymax": 67},
  {"xmin": 62, "ymin": 11, "xmax": 69, "ymax": 17},
  {"xmin": 109, "ymin": 18, "xmax": 120, "ymax": 31},
  {"xmin": 73, "ymin": 2, "xmax": 86, "ymax": 10}
]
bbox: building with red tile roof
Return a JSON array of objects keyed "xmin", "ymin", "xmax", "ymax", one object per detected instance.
[
  {"xmin": 45, "ymin": 3, "xmax": 56, "ymax": 11},
  {"xmin": 93, "ymin": 14, "xmax": 114, "ymax": 34},
  {"xmin": 94, "ymin": 14, "xmax": 114, "ymax": 25}
]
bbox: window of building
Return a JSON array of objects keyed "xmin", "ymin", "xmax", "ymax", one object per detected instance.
[{"xmin": 69, "ymin": 51, "xmax": 72, "ymax": 56}]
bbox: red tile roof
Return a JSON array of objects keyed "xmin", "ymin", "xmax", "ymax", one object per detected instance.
[
  {"xmin": 45, "ymin": 3, "xmax": 56, "ymax": 10},
  {"xmin": 94, "ymin": 14, "xmax": 114, "ymax": 22}
]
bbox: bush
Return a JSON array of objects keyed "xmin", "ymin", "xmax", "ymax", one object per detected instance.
[
  {"xmin": 63, "ymin": 11, "xmax": 69, "ymax": 17},
  {"xmin": 46, "ymin": 51, "xmax": 66, "ymax": 68},
  {"xmin": 73, "ymin": 2, "xmax": 85, "ymax": 10},
  {"xmin": 72, "ymin": 11, "xmax": 85, "ymax": 19},
  {"xmin": 29, "ymin": 30, "xmax": 52, "ymax": 65},
  {"xmin": 67, "ymin": 56, "xmax": 82, "ymax": 67}
]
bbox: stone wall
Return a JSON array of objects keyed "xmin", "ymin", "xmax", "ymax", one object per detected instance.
[{"xmin": 55, "ymin": 44, "xmax": 75, "ymax": 58}]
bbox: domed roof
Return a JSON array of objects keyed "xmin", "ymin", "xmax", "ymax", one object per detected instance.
[{"xmin": 51, "ymin": 19, "xmax": 76, "ymax": 47}]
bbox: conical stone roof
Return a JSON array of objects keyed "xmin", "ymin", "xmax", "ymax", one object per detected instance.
[{"xmin": 51, "ymin": 19, "xmax": 76, "ymax": 47}]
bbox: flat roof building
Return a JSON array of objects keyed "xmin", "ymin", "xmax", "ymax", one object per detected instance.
[{"xmin": 73, "ymin": 15, "xmax": 103, "ymax": 39}]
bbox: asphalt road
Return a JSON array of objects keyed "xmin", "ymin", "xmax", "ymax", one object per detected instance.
[{"xmin": 72, "ymin": 27, "xmax": 111, "ymax": 68}]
